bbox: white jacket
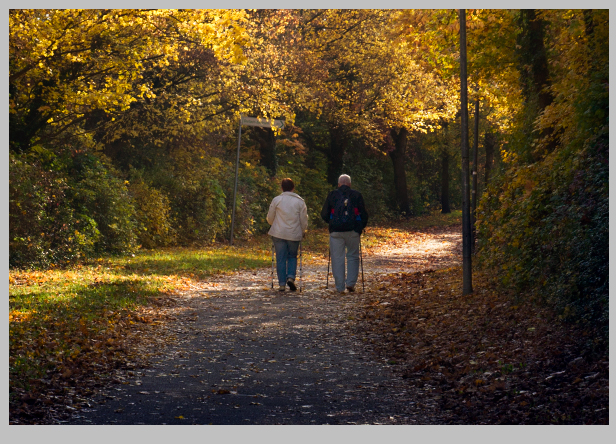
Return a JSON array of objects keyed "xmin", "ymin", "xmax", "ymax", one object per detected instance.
[{"xmin": 266, "ymin": 192, "xmax": 308, "ymax": 241}]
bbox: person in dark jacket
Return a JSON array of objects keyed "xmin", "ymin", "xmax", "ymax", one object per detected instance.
[{"xmin": 320, "ymin": 174, "xmax": 368, "ymax": 293}]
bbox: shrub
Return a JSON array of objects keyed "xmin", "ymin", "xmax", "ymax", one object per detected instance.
[
  {"xmin": 148, "ymin": 152, "xmax": 228, "ymax": 245},
  {"xmin": 10, "ymin": 150, "xmax": 98, "ymax": 267},
  {"xmin": 66, "ymin": 152, "xmax": 138, "ymax": 255},
  {"xmin": 129, "ymin": 177, "xmax": 175, "ymax": 249},
  {"xmin": 9, "ymin": 147, "xmax": 138, "ymax": 267},
  {"xmin": 221, "ymin": 160, "xmax": 277, "ymax": 241}
]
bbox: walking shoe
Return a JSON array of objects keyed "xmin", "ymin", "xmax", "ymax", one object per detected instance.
[
  {"xmin": 278, "ymin": 285, "xmax": 285, "ymax": 292},
  {"xmin": 346, "ymin": 286, "xmax": 355, "ymax": 292},
  {"xmin": 287, "ymin": 278, "xmax": 297, "ymax": 291}
]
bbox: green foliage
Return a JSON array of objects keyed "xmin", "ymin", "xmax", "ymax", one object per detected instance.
[
  {"xmin": 409, "ymin": 142, "xmax": 461, "ymax": 216},
  {"xmin": 477, "ymin": 132, "xmax": 608, "ymax": 346},
  {"xmin": 230, "ymin": 160, "xmax": 278, "ymax": 239},
  {"xmin": 10, "ymin": 150, "xmax": 98, "ymax": 267},
  {"xmin": 476, "ymin": 9, "xmax": 609, "ymax": 348},
  {"xmin": 10, "ymin": 148, "xmax": 138, "ymax": 268},
  {"xmin": 67, "ymin": 152, "xmax": 138, "ymax": 255},
  {"xmin": 343, "ymin": 151, "xmax": 396, "ymax": 222},
  {"xmin": 147, "ymin": 152, "xmax": 228, "ymax": 245},
  {"xmin": 128, "ymin": 176, "xmax": 175, "ymax": 249}
]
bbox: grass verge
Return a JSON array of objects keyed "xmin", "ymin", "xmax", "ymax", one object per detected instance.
[
  {"xmin": 9, "ymin": 214, "xmax": 460, "ymax": 423},
  {"xmin": 9, "ymin": 242, "xmax": 272, "ymax": 422}
]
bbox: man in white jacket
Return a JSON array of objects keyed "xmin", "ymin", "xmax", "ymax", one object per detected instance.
[{"xmin": 266, "ymin": 178, "xmax": 308, "ymax": 291}]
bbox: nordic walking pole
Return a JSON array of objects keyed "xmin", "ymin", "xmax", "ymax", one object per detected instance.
[
  {"xmin": 299, "ymin": 241, "xmax": 302, "ymax": 293},
  {"xmin": 359, "ymin": 236, "xmax": 365, "ymax": 292},
  {"xmin": 326, "ymin": 247, "xmax": 331, "ymax": 289},
  {"xmin": 271, "ymin": 243, "xmax": 275, "ymax": 289}
]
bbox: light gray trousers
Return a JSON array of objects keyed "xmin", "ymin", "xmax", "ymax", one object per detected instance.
[{"xmin": 329, "ymin": 230, "xmax": 360, "ymax": 292}]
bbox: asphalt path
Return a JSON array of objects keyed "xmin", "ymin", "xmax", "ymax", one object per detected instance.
[{"xmin": 66, "ymin": 226, "xmax": 461, "ymax": 425}]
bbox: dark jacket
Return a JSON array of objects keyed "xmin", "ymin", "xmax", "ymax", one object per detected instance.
[{"xmin": 320, "ymin": 185, "xmax": 369, "ymax": 233}]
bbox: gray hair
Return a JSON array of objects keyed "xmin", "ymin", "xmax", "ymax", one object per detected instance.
[{"xmin": 338, "ymin": 174, "xmax": 351, "ymax": 186}]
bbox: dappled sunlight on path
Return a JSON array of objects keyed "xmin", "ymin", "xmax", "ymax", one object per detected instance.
[
  {"xmin": 66, "ymin": 226, "xmax": 461, "ymax": 424},
  {"xmin": 363, "ymin": 225, "xmax": 462, "ymax": 276}
]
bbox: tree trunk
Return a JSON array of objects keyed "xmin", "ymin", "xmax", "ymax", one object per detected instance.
[
  {"xmin": 9, "ymin": 80, "xmax": 54, "ymax": 152},
  {"xmin": 441, "ymin": 149, "xmax": 450, "ymax": 214},
  {"xmin": 252, "ymin": 127, "xmax": 277, "ymax": 177},
  {"xmin": 459, "ymin": 9, "xmax": 472, "ymax": 295},
  {"xmin": 517, "ymin": 9, "xmax": 556, "ymax": 157},
  {"xmin": 523, "ymin": 10, "xmax": 553, "ymax": 111},
  {"xmin": 389, "ymin": 128, "xmax": 411, "ymax": 216},
  {"xmin": 328, "ymin": 125, "xmax": 346, "ymax": 186},
  {"xmin": 484, "ymin": 131, "xmax": 496, "ymax": 186}
]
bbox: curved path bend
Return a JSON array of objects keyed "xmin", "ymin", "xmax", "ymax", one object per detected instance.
[{"xmin": 67, "ymin": 226, "xmax": 461, "ymax": 425}]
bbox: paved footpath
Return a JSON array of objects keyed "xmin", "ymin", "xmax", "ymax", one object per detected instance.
[{"xmin": 67, "ymin": 227, "xmax": 461, "ymax": 425}]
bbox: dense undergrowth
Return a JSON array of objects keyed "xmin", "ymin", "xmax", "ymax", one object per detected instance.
[{"xmin": 477, "ymin": 133, "xmax": 608, "ymax": 348}]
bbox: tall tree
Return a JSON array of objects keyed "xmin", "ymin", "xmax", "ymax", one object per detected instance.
[
  {"xmin": 298, "ymin": 9, "xmax": 456, "ymax": 194},
  {"xmin": 9, "ymin": 9, "xmax": 252, "ymax": 152},
  {"xmin": 388, "ymin": 128, "xmax": 411, "ymax": 216},
  {"xmin": 515, "ymin": 9, "xmax": 556, "ymax": 160}
]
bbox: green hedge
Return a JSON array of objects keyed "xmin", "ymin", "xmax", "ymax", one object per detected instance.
[{"xmin": 10, "ymin": 148, "xmax": 138, "ymax": 267}]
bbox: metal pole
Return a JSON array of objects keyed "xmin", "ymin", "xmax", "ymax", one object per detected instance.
[
  {"xmin": 230, "ymin": 120, "xmax": 242, "ymax": 245},
  {"xmin": 459, "ymin": 9, "xmax": 473, "ymax": 295},
  {"xmin": 271, "ymin": 243, "xmax": 275, "ymax": 289}
]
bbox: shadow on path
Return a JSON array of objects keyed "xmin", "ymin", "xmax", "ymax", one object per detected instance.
[{"xmin": 67, "ymin": 226, "xmax": 461, "ymax": 425}]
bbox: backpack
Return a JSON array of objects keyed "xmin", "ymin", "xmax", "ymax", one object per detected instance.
[{"xmin": 329, "ymin": 189, "xmax": 361, "ymax": 231}]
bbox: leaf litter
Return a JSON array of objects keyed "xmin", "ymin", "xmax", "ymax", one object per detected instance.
[
  {"xmin": 355, "ymin": 266, "xmax": 608, "ymax": 424},
  {"xmin": 9, "ymin": 224, "xmax": 608, "ymax": 424}
]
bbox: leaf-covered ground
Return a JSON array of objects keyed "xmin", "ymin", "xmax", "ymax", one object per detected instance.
[
  {"xmin": 9, "ymin": 246, "xmax": 270, "ymax": 424},
  {"xmin": 356, "ymin": 268, "xmax": 609, "ymax": 424},
  {"xmin": 9, "ymin": 214, "xmax": 608, "ymax": 424}
]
